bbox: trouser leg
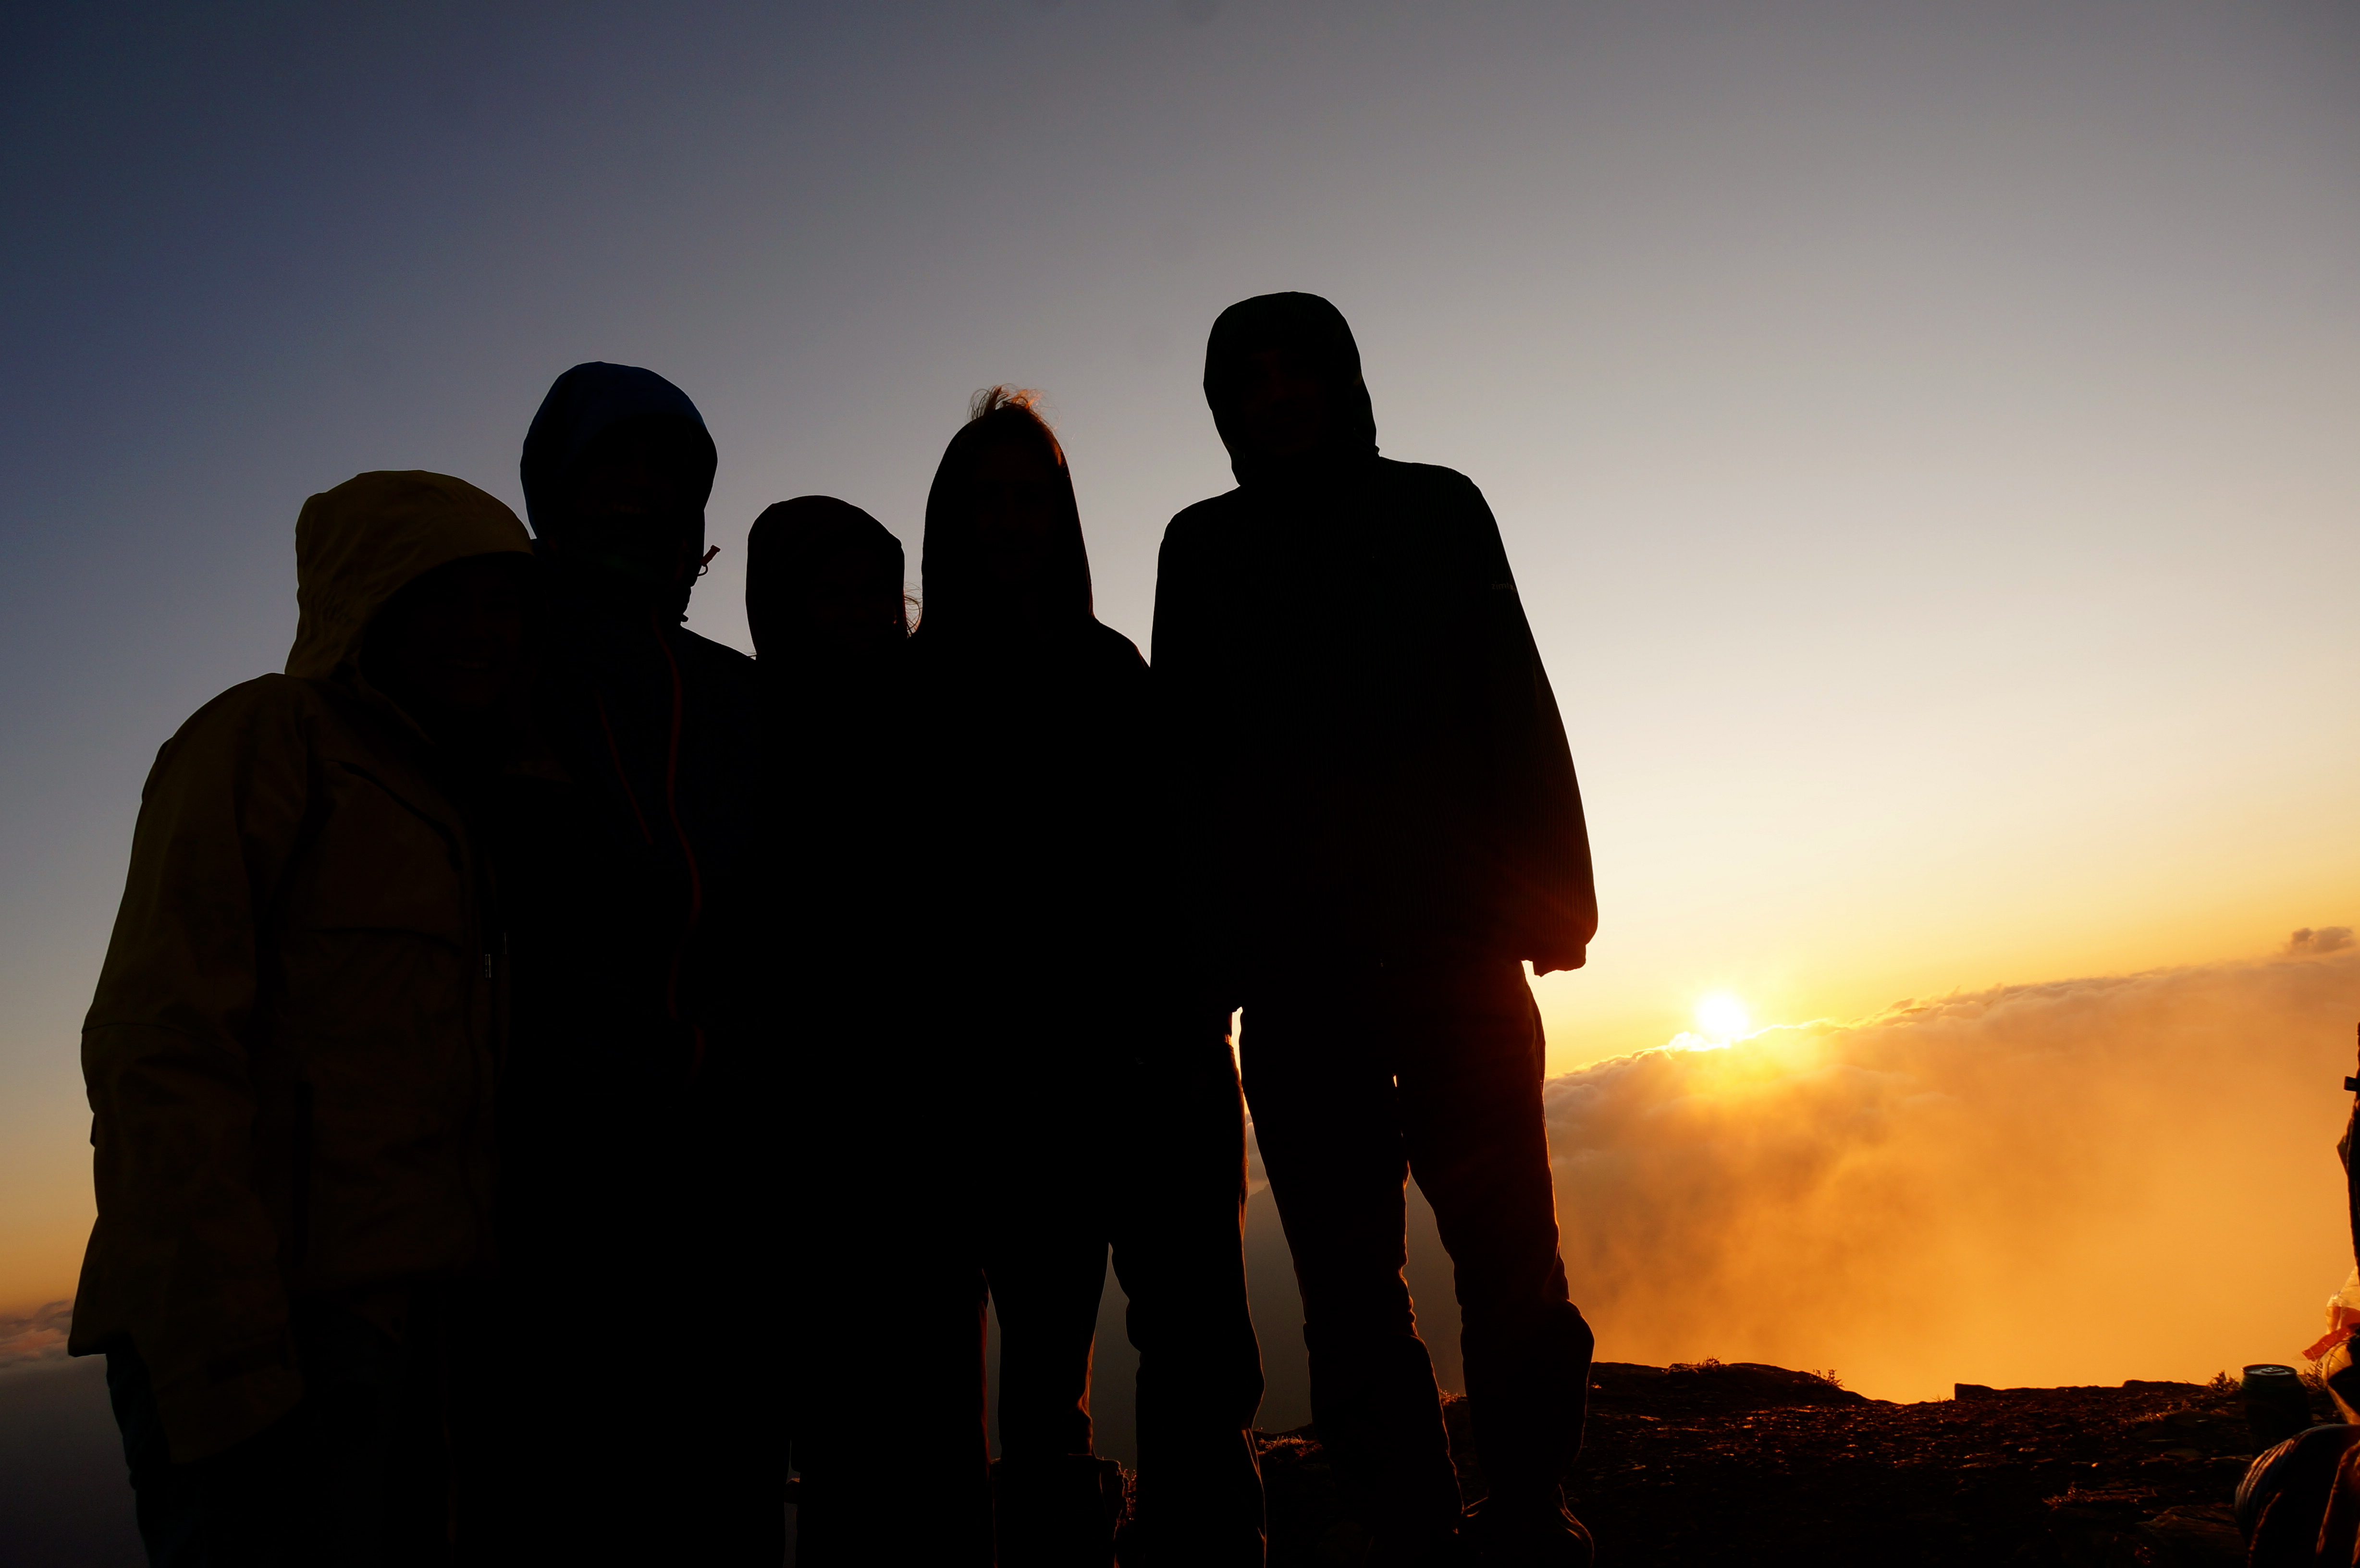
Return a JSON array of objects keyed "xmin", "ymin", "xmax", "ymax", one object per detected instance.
[
  {"xmin": 1241, "ymin": 992, "xmax": 1463, "ymax": 1544},
  {"xmin": 794, "ymin": 1237, "xmax": 995, "ymax": 1567},
  {"xmin": 1394, "ymin": 963, "xmax": 1591, "ymax": 1504},
  {"xmin": 985, "ymin": 1198, "xmax": 1119, "ymax": 1568},
  {"xmin": 985, "ymin": 1215, "xmax": 1106, "ymax": 1460},
  {"xmin": 792, "ymin": 993, "xmax": 996, "ymax": 1568},
  {"xmin": 1112, "ymin": 1026, "xmax": 1266, "ymax": 1566},
  {"xmin": 289, "ymin": 1301, "xmax": 450, "ymax": 1566},
  {"xmin": 656, "ymin": 1315, "xmax": 789, "ymax": 1565}
]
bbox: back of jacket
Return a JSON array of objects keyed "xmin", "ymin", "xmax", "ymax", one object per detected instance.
[
  {"xmin": 72, "ymin": 471, "xmax": 527, "ymax": 1462},
  {"xmin": 909, "ymin": 620, "xmax": 1155, "ymax": 1004},
  {"xmin": 1153, "ymin": 456, "xmax": 1594, "ymax": 982}
]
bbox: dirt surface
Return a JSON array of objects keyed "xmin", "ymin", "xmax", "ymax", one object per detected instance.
[{"xmin": 1252, "ymin": 1360, "xmax": 2331, "ymax": 1566}]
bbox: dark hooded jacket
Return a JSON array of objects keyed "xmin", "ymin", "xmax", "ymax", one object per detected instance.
[
  {"xmin": 71, "ymin": 473, "xmax": 533, "ymax": 1460},
  {"xmin": 908, "ymin": 406, "xmax": 1155, "ymax": 1063},
  {"xmin": 1152, "ymin": 293, "xmax": 1595, "ymax": 985},
  {"xmin": 748, "ymin": 495, "xmax": 909, "ymax": 750},
  {"xmin": 499, "ymin": 364, "xmax": 771, "ymax": 1274},
  {"xmin": 747, "ymin": 497, "xmax": 909, "ymax": 1095}
]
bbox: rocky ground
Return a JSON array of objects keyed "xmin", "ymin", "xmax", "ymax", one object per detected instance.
[{"xmin": 1252, "ymin": 1360, "xmax": 2327, "ymax": 1567}]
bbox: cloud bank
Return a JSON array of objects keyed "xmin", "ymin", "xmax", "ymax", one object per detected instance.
[{"xmin": 1529, "ymin": 945, "xmax": 2360, "ymax": 1400}]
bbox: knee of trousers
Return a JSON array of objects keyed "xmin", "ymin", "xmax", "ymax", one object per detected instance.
[
  {"xmin": 1463, "ymin": 1297, "xmax": 1592, "ymax": 1351},
  {"xmin": 1461, "ymin": 1303, "xmax": 1594, "ymax": 1398},
  {"xmin": 1302, "ymin": 1321, "xmax": 1445, "ymax": 1388},
  {"xmin": 1291, "ymin": 1267, "xmax": 1420, "ymax": 1338}
]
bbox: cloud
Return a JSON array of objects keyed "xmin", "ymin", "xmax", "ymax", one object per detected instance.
[
  {"xmin": 0, "ymin": 1302, "xmax": 72, "ymax": 1373},
  {"xmin": 1532, "ymin": 947, "xmax": 2360, "ymax": 1400},
  {"xmin": 2287, "ymin": 927, "xmax": 2353, "ymax": 956}
]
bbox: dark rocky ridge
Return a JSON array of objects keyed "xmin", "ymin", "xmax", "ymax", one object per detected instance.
[{"xmin": 1250, "ymin": 1360, "xmax": 2321, "ymax": 1566}]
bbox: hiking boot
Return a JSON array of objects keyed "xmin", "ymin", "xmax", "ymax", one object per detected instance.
[{"xmin": 1465, "ymin": 1493, "xmax": 1595, "ymax": 1568}]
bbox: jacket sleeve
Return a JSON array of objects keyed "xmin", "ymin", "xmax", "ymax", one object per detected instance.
[
  {"xmin": 1148, "ymin": 508, "xmax": 1241, "ymax": 1009},
  {"xmin": 1149, "ymin": 508, "xmax": 1217, "ymax": 732},
  {"xmin": 79, "ymin": 681, "xmax": 314, "ymax": 1460},
  {"xmin": 1457, "ymin": 478, "xmax": 1597, "ymax": 973}
]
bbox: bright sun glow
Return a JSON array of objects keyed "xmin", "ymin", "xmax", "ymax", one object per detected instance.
[{"xmin": 1696, "ymin": 993, "xmax": 1751, "ymax": 1041}]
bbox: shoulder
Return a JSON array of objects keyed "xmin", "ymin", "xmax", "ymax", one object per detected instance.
[
  {"xmin": 158, "ymin": 674, "xmax": 320, "ymax": 756},
  {"xmin": 1085, "ymin": 620, "xmax": 1148, "ymax": 674},
  {"xmin": 1162, "ymin": 488, "xmax": 1249, "ymax": 557},
  {"xmin": 1377, "ymin": 459, "xmax": 1509, "ymax": 569},
  {"xmin": 673, "ymin": 627, "xmax": 762, "ymax": 693},
  {"xmin": 675, "ymin": 626, "xmax": 757, "ymax": 671},
  {"xmin": 140, "ymin": 675, "xmax": 322, "ymax": 803},
  {"xmin": 1379, "ymin": 458, "xmax": 1489, "ymax": 512}
]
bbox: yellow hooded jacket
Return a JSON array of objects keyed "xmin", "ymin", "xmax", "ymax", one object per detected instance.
[{"xmin": 69, "ymin": 471, "xmax": 532, "ymax": 1461}]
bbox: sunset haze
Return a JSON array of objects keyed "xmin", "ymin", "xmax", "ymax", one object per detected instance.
[{"xmin": 5, "ymin": 0, "xmax": 2359, "ymax": 1437}]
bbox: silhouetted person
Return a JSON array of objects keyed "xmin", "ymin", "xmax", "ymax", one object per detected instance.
[
  {"xmin": 71, "ymin": 472, "xmax": 533, "ymax": 1564},
  {"xmin": 747, "ymin": 495, "xmax": 910, "ymax": 669},
  {"xmin": 912, "ymin": 390, "xmax": 1266, "ymax": 1568},
  {"xmin": 1153, "ymin": 294, "xmax": 1599, "ymax": 1568},
  {"xmin": 744, "ymin": 496, "xmax": 986, "ymax": 1563},
  {"xmin": 495, "ymin": 363, "xmax": 781, "ymax": 1562}
]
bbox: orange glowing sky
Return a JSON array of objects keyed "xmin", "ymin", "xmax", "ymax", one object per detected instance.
[{"xmin": 4, "ymin": 2, "xmax": 2359, "ymax": 1414}]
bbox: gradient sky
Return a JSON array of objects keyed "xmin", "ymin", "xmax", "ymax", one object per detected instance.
[{"xmin": 4, "ymin": 0, "xmax": 2359, "ymax": 1316}]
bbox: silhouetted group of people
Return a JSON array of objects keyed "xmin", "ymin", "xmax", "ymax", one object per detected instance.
[{"xmin": 70, "ymin": 293, "xmax": 1599, "ymax": 1567}]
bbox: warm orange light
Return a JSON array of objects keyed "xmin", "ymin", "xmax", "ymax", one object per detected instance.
[{"xmin": 1696, "ymin": 993, "xmax": 1750, "ymax": 1042}]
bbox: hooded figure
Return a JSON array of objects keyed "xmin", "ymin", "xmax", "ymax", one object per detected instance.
[
  {"xmin": 1152, "ymin": 294, "xmax": 1599, "ymax": 1567},
  {"xmin": 748, "ymin": 494, "xmax": 910, "ymax": 666},
  {"xmin": 742, "ymin": 495, "xmax": 946, "ymax": 1562},
  {"xmin": 72, "ymin": 471, "xmax": 533, "ymax": 1561},
  {"xmin": 907, "ymin": 389, "xmax": 1266, "ymax": 1568},
  {"xmin": 746, "ymin": 494, "xmax": 909, "ymax": 989},
  {"xmin": 495, "ymin": 363, "xmax": 782, "ymax": 1562}
]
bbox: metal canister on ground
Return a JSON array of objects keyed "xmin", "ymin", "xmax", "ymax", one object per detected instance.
[{"xmin": 2245, "ymin": 1364, "xmax": 2316, "ymax": 1453}]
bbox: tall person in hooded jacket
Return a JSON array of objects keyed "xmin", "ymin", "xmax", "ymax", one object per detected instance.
[
  {"xmin": 496, "ymin": 363, "xmax": 783, "ymax": 1562},
  {"xmin": 1152, "ymin": 294, "xmax": 1600, "ymax": 1568},
  {"xmin": 911, "ymin": 390, "xmax": 1267, "ymax": 1568},
  {"xmin": 72, "ymin": 471, "xmax": 534, "ymax": 1564}
]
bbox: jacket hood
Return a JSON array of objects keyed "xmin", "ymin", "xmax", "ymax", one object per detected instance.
[
  {"xmin": 749, "ymin": 495, "xmax": 903, "ymax": 596},
  {"xmin": 518, "ymin": 361, "xmax": 718, "ymax": 540},
  {"xmin": 285, "ymin": 471, "xmax": 533, "ymax": 683},
  {"xmin": 918, "ymin": 397, "xmax": 1095, "ymax": 642},
  {"xmin": 1202, "ymin": 291, "xmax": 1380, "ymax": 487},
  {"xmin": 747, "ymin": 495, "xmax": 908, "ymax": 657}
]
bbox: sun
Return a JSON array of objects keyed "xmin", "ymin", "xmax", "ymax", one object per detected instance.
[{"xmin": 1696, "ymin": 992, "xmax": 1751, "ymax": 1042}]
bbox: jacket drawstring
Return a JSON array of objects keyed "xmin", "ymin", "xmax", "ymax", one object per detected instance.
[
  {"xmin": 652, "ymin": 629, "xmax": 709, "ymax": 1082},
  {"xmin": 589, "ymin": 632, "xmax": 708, "ymax": 1083},
  {"xmin": 592, "ymin": 691, "xmax": 656, "ymax": 848}
]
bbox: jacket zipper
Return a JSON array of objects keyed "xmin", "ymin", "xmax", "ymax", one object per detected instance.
[{"xmin": 291, "ymin": 1081, "xmax": 315, "ymax": 1267}]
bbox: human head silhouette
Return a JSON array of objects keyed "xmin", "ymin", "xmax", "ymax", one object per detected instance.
[
  {"xmin": 520, "ymin": 362, "xmax": 718, "ymax": 621},
  {"xmin": 919, "ymin": 388, "xmax": 1093, "ymax": 640},
  {"xmin": 747, "ymin": 495, "xmax": 907, "ymax": 662},
  {"xmin": 1202, "ymin": 292, "xmax": 1378, "ymax": 484}
]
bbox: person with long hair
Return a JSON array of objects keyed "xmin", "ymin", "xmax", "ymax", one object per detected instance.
[{"xmin": 911, "ymin": 390, "xmax": 1267, "ymax": 1568}]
